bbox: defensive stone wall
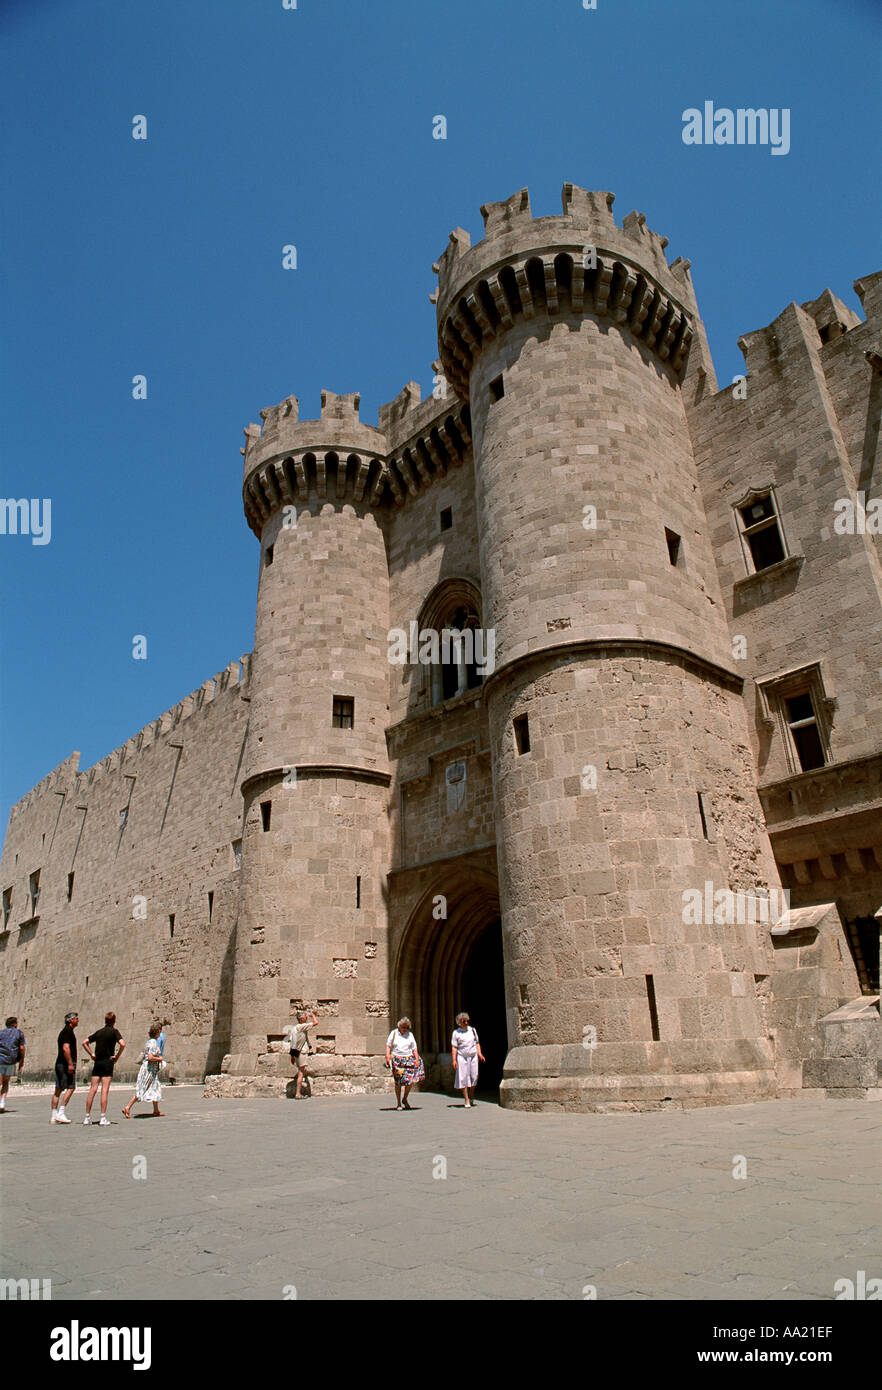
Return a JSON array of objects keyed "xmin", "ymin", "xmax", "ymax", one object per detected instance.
[{"xmin": 0, "ymin": 660, "xmax": 250, "ymax": 1079}]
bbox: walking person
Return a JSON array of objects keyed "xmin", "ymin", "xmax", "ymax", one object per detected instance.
[
  {"xmin": 451, "ymin": 1011, "xmax": 485, "ymax": 1108},
  {"xmin": 285, "ymin": 1011, "xmax": 317, "ymax": 1098},
  {"xmin": 82, "ymin": 1012, "xmax": 126, "ymax": 1125},
  {"xmin": 121, "ymin": 1023, "xmax": 164, "ymax": 1119},
  {"xmin": 385, "ymin": 1017, "xmax": 424, "ymax": 1110},
  {"xmin": 156, "ymin": 1016, "xmax": 170, "ymax": 1082},
  {"xmin": 0, "ymin": 1015, "xmax": 25, "ymax": 1110},
  {"xmin": 51, "ymin": 1011, "xmax": 79, "ymax": 1124}
]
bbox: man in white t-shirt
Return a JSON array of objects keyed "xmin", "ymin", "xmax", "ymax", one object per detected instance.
[
  {"xmin": 286, "ymin": 1011, "xmax": 317, "ymax": 1099},
  {"xmin": 451, "ymin": 1011, "xmax": 485, "ymax": 1108}
]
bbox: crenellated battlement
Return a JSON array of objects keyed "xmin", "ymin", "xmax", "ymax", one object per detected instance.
[
  {"xmin": 729, "ymin": 281, "xmax": 874, "ymax": 385},
  {"xmin": 434, "ymin": 183, "xmax": 699, "ymax": 399},
  {"xmin": 7, "ymin": 656, "xmax": 251, "ymax": 820},
  {"xmin": 241, "ymin": 387, "xmax": 471, "ymax": 535}
]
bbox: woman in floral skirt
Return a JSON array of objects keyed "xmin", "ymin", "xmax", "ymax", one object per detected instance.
[
  {"xmin": 121, "ymin": 1022, "xmax": 164, "ymax": 1118},
  {"xmin": 385, "ymin": 1017, "xmax": 424, "ymax": 1109}
]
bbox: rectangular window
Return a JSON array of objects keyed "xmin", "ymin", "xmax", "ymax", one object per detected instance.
[
  {"xmin": 440, "ymin": 507, "xmax": 452, "ymax": 532},
  {"xmin": 169, "ymin": 914, "xmax": 175, "ymax": 938},
  {"xmin": 784, "ymin": 692, "xmax": 826, "ymax": 771},
  {"xmin": 356, "ymin": 875, "xmax": 361, "ymax": 909},
  {"xmin": 232, "ymin": 839, "xmax": 242, "ymax": 870},
  {"xmin": 260, "ymin": 802, "xmax": 272, "ymax": 832},
  {"xmin": 489, "ymin": 374, "xmax": 505, "ymax": 401},
  {"xmin": 332, "ymin": 696, "xmax": 354, "ymax": 729},
  {"xmin": 28, "ymin": 870, "xmax": 40, "ymax": 917},
  {"xmin": 737, "ymin": 491, "xmax": 787, "ymax": 573},
  {"xmin": 757, "ymin": 662, "xmax": 832, "ymax": 777},
  {"xmin": 67, "ymin": 872, "xmax": 75, "ymax": 902},
  {"xmin": 2, "ymin": 888, "xmax": 11, "ymax": 928},
  {"xmin": 513, "ymin": 714, "xmax": 531, "ymax": 755},
  {"xmin": 119, "ymin": 807, "xmax": 128, "ymax": 830},
  {"xmin": 264, "ymin": 545, "xmax": 274, "ymax": 566},
  {"xmin": 208, "ymin": 890, "xmax": 214, "ymax": 922}
]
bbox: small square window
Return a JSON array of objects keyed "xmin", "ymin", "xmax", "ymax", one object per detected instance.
[
  {"xmin": 332, "ymin": 697, "xmax": 354, "ymax": 729},
  {"xmin": 513, "ymin": 714, "xmax": 531, "ymax": 755},
  {"xmin": 489, "ymin": 375, "xmax": 505, "ymax": 402},
  {"xmin": 440, "ymin": 507, "xmax": 452, "ymax": 532}
]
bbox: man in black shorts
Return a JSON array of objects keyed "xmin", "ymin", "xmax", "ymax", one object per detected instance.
[
  {"xmin": 51, "ymin": 1011, "xmax": 79, "ymax": 1124},
  {"xmin": 82, "ymin": 1011, "xmax": 126, "ymax": 1126}
]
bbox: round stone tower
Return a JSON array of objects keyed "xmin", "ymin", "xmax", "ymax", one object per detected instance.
[
  {"xmin": 435, "ymin": 184, "xmax": 781, "ymax": 1109},
  {"xmin": 225, "ymin": 390, "xmax": 393, "ymax": 1092}
]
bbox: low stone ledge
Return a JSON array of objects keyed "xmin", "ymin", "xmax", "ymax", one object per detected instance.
[
  {"xmin": 499, "ymin": 1069, "xmax": 778, "ymax": 1112},
  {"xmin": 203, "ymin": 1072, "xmax": 389, "ymax": 1099},
  {"xmin": 503, "ymin": 1038, "xmax": 775, "ymax": 1080}
]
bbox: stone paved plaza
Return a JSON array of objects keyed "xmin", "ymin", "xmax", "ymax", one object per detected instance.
[{"xmin": 1, "ymin": 1087, "xmax": 879, "ymax": 1301}]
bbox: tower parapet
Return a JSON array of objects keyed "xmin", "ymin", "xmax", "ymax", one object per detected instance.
[
  {"xmin": 435, "ymin": 184, "xmax": 703, "ymax": 402},
  {"xmin": 242, "ymin": 388, "xmax": 472, "ymax": 533},
  {"xmin": 242, "ymin": 390, "xmax": 390, "ymax": 534}
]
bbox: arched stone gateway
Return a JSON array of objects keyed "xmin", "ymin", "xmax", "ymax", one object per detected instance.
[{"xmin": 393, "ymin": 868, "xmax": 509, "ymax": 1096}]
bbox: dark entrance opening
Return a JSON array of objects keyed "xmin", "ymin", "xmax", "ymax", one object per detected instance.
[
  {"xmin": 847, "ymin": 914, "xmax": 881, "ymax": 994},
  {"xmin": 394, "ymin": 868, "xmax": 508, "ymax": 1102},
  {"xmin": 459, "ymin": 917, "xmax": 508, "ymax": 1091}
]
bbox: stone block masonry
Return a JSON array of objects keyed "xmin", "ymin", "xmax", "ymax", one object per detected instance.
[
  {"xmin": 2, "ymin": 184, "xmax": 880, "ymax": 1108},
  {"xmin": 0, "ymin": 662, "xmax": 250, "ymax": 1079}
]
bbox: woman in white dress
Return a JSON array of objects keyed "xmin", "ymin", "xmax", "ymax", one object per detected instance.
[
  {"xmin": 385, "ymin": 1017, "xmax": 424, "ymax": 1109},
  {"xmin": 121, "ymin": 1023, "xmax": 164, "ymax": 1118},
  {"xmin": 451, "ymin": 1011, "xmax": 486, "ymax": 1107}
]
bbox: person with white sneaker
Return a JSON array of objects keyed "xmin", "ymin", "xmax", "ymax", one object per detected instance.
[
  {"xmin": 51, "ymin": 1011, "xmax": 79, "ymax": 1124},
  {"xmin": 0, "ymin": 1015, "xmax": 26, "ymax": 1110},
  {"xmin": 82, "ymin": 1011, "xmax": 125, "ymax": 1125}
]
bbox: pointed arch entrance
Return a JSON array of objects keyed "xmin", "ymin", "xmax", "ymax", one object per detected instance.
[{"xmin": 393, "ymin": 867, "xmax": 509, "ymax": 1095}]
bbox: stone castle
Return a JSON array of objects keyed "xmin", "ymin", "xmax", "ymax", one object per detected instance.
[{"xmin": 2, "ymin": 184, "xmax": 880, "ymax": 1110}]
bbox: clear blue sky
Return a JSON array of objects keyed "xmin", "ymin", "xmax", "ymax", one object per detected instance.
[{"xmin": 1, "ymin": 0, "xmax": 880, "ymax": 831}]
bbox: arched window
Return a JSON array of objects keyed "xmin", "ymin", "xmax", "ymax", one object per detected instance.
[
  {"xmin": 436, "ymin": 604, "xmax": 483, "ymax": 703},
  {"xmin": 416, "ymin": 578, "xmax": 486, "ymax": 708}
]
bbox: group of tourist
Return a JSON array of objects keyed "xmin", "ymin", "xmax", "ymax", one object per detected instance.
[
  {"xmin": 3, "ymin": 1007, "xmax": 486, "ymax": 1113},
  {"xmin": 0, "ymin": 1010, "xmax": 173, "ymax": 1125},
  {"xmin": 286, "ymin": 1009, "xmax": 486, "ymax": 1108}
]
